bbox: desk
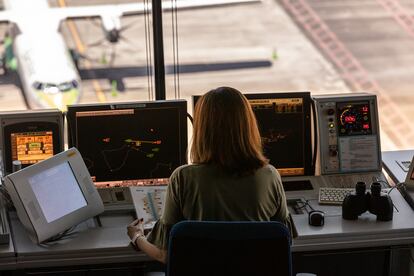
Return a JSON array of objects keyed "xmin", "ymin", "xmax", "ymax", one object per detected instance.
[
  {"xmin": 284, "ymin": 175, "xmax": 413, "ymax": 276},
  {"xmin": 8, "ymin": 211, "xmax": 152, "ymax": 274},
  {"xmin": 2, "ymin": 165, "xmax": 414, "ymax": 276},
  {"xmin": 382, "ymin": 150, "xmax": 414, "ymax": 184},
  {"xmin": 0, "ymin": 232, "xmax": 15, "ymax": 271}
]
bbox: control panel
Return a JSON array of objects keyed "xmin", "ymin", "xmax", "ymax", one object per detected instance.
[{"xmin": 314, "ymin": 93, "xmax": 381, "ymax": 175}]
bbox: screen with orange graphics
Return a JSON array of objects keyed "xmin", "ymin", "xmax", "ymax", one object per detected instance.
[
  {"xmin": 193, "ymin": 92, "xmax": 313, "ymax": 177},
  {"xmin": 66, "ymin": 101, "xmax": 188, "ymax": 187},
  {"xmin": 11, "ymin": 131, "xmax": 54, "ymax": 165}
]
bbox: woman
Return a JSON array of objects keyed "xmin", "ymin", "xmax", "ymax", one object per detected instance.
[{"xmin": 127, "ymin": 86, "xmax": 293, "ymax": 264}]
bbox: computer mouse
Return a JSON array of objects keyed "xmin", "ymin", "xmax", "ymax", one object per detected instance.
[{"xmin": 308, "ymin": 210, "xmax": 325, "ymax": 226}]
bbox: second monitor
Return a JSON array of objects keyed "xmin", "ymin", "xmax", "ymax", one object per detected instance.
[
  {"xmin": 66, "ymin": 100, "xmax": 188, "ymax": 188},
  {"xmin": 193, "ymin": 92, "xmax": 313, "ymax": 177}
]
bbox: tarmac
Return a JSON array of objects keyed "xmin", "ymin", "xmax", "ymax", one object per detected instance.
[{"xmin": 2, "ymin": 0, "xmax": 413, "ymax": 150}]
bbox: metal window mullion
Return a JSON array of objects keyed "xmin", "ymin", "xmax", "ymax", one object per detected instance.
[{"xmin": 152, "ymin": 0, "xmax": 166, "ymax": 100}]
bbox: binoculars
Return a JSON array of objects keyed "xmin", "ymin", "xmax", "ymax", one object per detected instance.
[{"xmin": 342, "ymin": 181, "xmax": 393, "ymax": 221}]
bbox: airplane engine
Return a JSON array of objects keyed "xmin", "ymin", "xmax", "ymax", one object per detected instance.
[
  {"xmin": 101, "ymin": 14, "xmax": 122, "ymax": 43},
  {"xmin": 106, "ymin": 29, "xmax": 120, "ymax": 43}
]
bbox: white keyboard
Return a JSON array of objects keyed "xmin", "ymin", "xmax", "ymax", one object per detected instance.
[{"xmin": 319, "ymin": 187, "xmax": 354, "ymax": 205}]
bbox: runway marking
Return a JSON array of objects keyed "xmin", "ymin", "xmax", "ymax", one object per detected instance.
[
  {"xmin": 376, "ymin": 0, "xmax": 414, "ymax": 39},
  {"xmin": 58, "ymin": 0, "xmax": 107, "ymax": 103},
  {"xmin": 279, "ymin": 0, "xmax": 414, "ymax": 149}
]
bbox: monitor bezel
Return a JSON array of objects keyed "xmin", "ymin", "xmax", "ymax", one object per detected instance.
[
  {"xmin": 313, "ymin": 93, "xmax": 382, "ymax": 174},
  {"xmin": 192, "ymin": 92, "xmax": 313, "ymax": 176},
  {"xmin": 3, "ymin": 122, "xmax": 61, "ymax": 173},
  {"xmin": 4, "ymin": 148, "xmax": 104, "ymax": 243},
  {"xmin": 0, "ymin": 110, "xmax": 64, "ymax": 175},
  {"xmin": 66, "ymin": 100, "xmax": 188, "ymax": 181}
]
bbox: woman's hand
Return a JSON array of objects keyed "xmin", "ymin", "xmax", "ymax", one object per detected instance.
[
  {"xmin": 127, "ymin": 218, "xmax": 145, "ymax": 241},
  {"xmin": 127, "ymin": 218, "xmax": 167, "ymax": 263}
]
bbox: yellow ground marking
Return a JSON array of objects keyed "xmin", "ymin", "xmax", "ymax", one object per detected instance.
[{"xmin": 58, "ymin": 0, "xmax": 107, "ymax": 103}]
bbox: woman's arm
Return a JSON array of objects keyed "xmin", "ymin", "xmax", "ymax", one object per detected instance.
[
  {"xmin": 127, "ymin": 219, "xmax": 167, "ymax": 264},
  {"xmin": 136, "ymin": 235, "xmax": 167, "ymax": 263}
]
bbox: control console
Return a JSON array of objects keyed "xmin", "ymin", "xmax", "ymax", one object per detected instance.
[{"xmin": 314, "ymin": 93, "xmax": 381, "ymax": 175}]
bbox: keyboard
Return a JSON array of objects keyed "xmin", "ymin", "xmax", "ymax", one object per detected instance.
[{"xmin": 319, "ymin": 187, "xmax": 354, "ymax": 205}]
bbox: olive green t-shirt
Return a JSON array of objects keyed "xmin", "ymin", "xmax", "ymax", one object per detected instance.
[{"xmin": 147, "ymin": 163, "xmax": 294, "ymax": 250}]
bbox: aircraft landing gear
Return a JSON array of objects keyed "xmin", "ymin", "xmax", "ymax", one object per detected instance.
[{"xmin": 69, "ymin": 49, "xmax": 81, "ymax": 71}]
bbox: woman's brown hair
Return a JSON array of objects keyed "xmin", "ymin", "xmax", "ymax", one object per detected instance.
[{"xmin": 191, "ymin": 87, "xmax": 268, "ymax": 174}]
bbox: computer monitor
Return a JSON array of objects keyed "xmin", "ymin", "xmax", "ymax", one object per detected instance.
[
  {"xmin": 66, "ymin": 100, "xmax": 188, "ymax": 188},
  {"xmin": 192, "ymin": 92, "xmax": 313, "ymax": 177},
  {"xmin": 4, "ymin": 148, "xmax": 104, "ymax": 243},
  {"xmin": 0, "ymin": 110, "xmax": 64, "ymax": 175}
]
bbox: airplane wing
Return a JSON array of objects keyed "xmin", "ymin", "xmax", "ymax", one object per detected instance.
[
  {"xmin": 0, "ymin": 11, "xmax": 14, "ymax": 24},
  {"xmin": 51, "ymin": 3, "xmax": 145, "ymax": 20},
  {"xmin": 52, "ymin": 0, "xmax": 261, "ymax": 20}
]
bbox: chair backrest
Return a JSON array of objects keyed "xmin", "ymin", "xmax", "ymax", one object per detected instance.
[{"xmin": 167, "ymin": 221, "xmax": 292, "ymax": 276}]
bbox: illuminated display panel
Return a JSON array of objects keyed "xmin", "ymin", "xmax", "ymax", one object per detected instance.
[
  {"xmin": 193, "ymin": 92, "xmax": 313, "ymax": 177},
  {"xmin": 11, "ymin": 131, "xmax": 54, "ymax": 165},
  {"xmin": 0, "ymin": 111, "xmax": 63, "ymax": 175},
  {"xmin": 67, "ymin": 101, "xmax": 187, "ymax": 187},
  {"xmin": 337, "ymin": 101, "xmax": 372, "ymax": 136},
  {"xmin": 248, "ymin": 97, "xmax": 306, "ymax": 176}
]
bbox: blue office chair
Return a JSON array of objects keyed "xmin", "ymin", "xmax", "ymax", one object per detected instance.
[{"xmin": 166, "ymin": 221, "xmax": 293, "ymax": 276}]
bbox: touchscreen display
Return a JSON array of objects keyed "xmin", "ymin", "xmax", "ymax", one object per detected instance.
[{"xmin": 28, "ymin": 162, "xmax": 87, "ymax": 223}]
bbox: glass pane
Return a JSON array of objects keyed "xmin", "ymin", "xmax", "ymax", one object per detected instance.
[
  {"xmin": 0, "ymin": 0, "xmax": 155, "ymax": 111},
  {"xmin": 164, "ymin": 0, "xmax": 414, "ymax": 150}
]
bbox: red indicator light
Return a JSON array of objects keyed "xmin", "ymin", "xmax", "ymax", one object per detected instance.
[
  {"xmin": 344, "ymin": 116, "xmax": 356, "ymax": 123},
  {"xmin": 363, "ymin": 124, "xmax": 370, "ymax": 129},
  {"xmin": 362, "ymin": 106, "xmax": 369, "ymax": 112}
]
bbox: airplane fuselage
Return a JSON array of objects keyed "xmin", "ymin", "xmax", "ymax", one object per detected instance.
[
  {"xmin": 3, "ymin": 0, "xmax": 81, "ymax": 110},
  {"xmin": 0, "ymin": 0, "xmax": 261, "ymax": 110}
]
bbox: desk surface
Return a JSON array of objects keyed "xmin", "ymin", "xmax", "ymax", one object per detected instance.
[
  {"xmin": 9, "ymin": 212, "xmax": 150, "ymax": 269},
  {"xmin": 382, "ymin": 150, "xmax": 414, "ymax": 184},
  {"xmin": 287, "ymin": 174, "xmax": 414, "ymax": 252},
  {"xmin": 0, "ymin": 234, "xmax": 15, "ymax": 270},
  {"xmin": 2, "ymin": 152, "xmax": 414, "ymax": 269},
  {"xmin": 291, "ymin": 188, "xmax": 414, "ymax": 252}
]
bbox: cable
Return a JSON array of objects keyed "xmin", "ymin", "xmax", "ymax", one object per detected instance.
[
  {"xmin": 372, "ymin": 176, "xmax": 390, "ymax": 188},
  {"xmin": 0, "ymin": 185, "xmax": 13, "ymax": 208},
  {"xmin": 174, "ymin": 0, "xmax": 180, "ymax": 98},
  {"xmin": 310, "ymin": 98, "xmax": 318, "ymax": 175},
  {"xmin": 295, "ymin": 200, "xmax": 315, "ymax": 211},
  {"xmin": 144, "ymin": 0, "xmax": 154, "ymax": 101},
  {"xmin": 95, "ymin": 215, "xmax": 102, "ymax": 227},
  {"xmin": 186, "ymin": 113, "xmax": 193, "ymax": 126},
  {"xmin": 39, "ymin": 225, "xmax": 78, "ymax": 246},
  {"xmin": 171, "ymin": 0, "xmax": 181, "ymax": 99},
  {"xmin": 387, "ymin": 182, "xmax": 405, "ymax": 195}
]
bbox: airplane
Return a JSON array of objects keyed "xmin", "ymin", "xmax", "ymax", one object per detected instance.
[{"xmin": 0, "ymin": 0, "xmax": 261, "ymax": 111}]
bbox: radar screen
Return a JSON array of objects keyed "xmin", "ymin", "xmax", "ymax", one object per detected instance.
[
  {"xmin": 73, "ymin": 106, "xmax": 184, "ymax": 184},
  {"xmin": 337, "ymin": 101, "xmax": 372, "ymax": 136},
  {"xmin": 10, "ymin": 131, "xmax": 54, "ymax": 165},
  {"xmin": 249, "ymin": 98, "xmax": 306, "ymax": 176}
]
